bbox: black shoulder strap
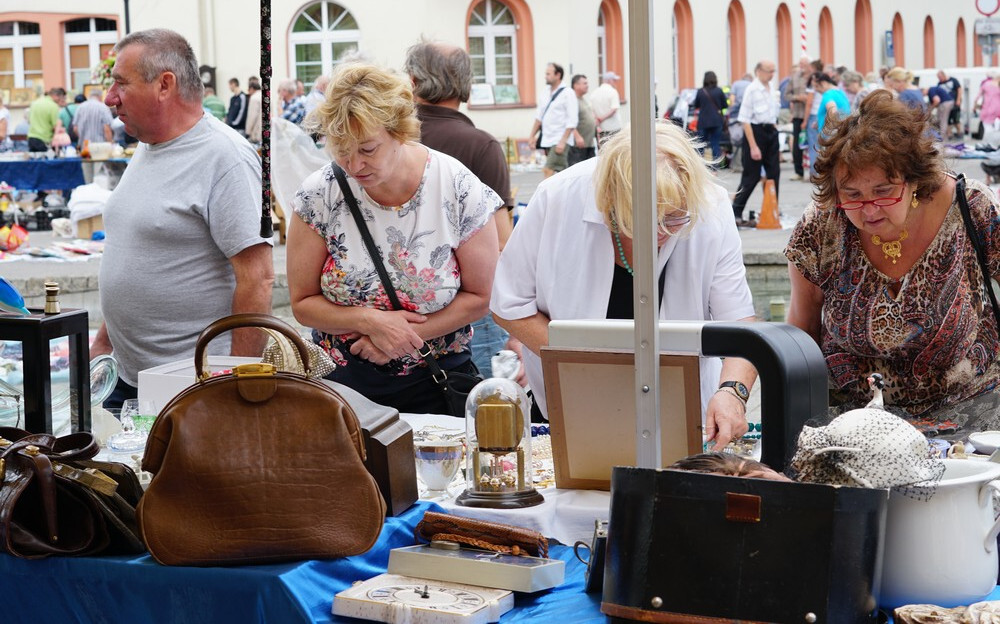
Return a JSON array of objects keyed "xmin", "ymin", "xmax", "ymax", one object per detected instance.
[
  {"xmin": 542, "ymin": 87, "xmax": 566, "ymax": 119},
  {"xmin": 331, "ymin": 164, "xmax": 451, "ymax": 381},
  {"xmin": 954, "ymin": 172, "xmax": 1000, "ymax": 328}
]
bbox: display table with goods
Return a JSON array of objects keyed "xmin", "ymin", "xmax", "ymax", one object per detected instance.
[{"xmin": 0, "ymin": 156, "xmax": 87, "ymax": 191}]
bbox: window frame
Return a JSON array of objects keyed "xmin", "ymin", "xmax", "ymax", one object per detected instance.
[
  {"xmin": 0, "ymin": 21, "xmax": 42, "ymax": 93},
  {"xmin": 63, "ymin": 17, "xmax": 118, "ymax": 93},
  {"xmin": 287, "ymin": 1, "xmax": 361, "ymax": 90},
  {"xmin": 468, "ymin": 0, "xmax": 519, "ymax": 101}
]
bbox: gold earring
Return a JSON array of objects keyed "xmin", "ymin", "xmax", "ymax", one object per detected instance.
[{"xmin": 910, "ymin": 192, "xmax": 919, "ymax": 209}]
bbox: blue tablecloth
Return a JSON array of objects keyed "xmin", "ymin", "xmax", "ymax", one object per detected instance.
[
  {"xmin": 0, "ymin": 500, "xmax": 603, "ymax": 623},
  {"xmin": 0, "ymin": 157, "xmax": 86, "ymax": 191}
]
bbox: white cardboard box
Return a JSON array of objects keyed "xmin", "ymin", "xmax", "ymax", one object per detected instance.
[{"xmin": 137, "ymin": 356, "xmax": 259, "ymax": 412}]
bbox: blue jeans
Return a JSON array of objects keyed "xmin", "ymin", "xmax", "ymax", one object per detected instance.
[
  {"xmin": 699, "ymin": 126, "xmax": 723, "ymax": 160},
  {"xmin": 470, "ymin": 315, "xmax": 509, "ymax": 378},
  {"xmin": 806, "ymin": 114, "xmax": 819, "ymax": 177}
]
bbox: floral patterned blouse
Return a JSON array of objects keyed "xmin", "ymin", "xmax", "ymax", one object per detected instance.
[
  {"xmin": 293, "ymin": 148, "xmax": 500, "ymax": 376},
  {"xmin": 785, "ymin": 176, "xmax": 1000, "ymax": 417}
]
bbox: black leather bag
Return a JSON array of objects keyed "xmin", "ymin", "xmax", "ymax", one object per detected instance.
[{"xmin": 436, "ymin": 365, "xmax": 483, "ymax": 419}]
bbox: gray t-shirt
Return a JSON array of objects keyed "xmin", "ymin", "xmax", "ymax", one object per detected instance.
[
  {"xmin": 99, "ymin": 113, "xmax": 269, "ymax": 385},
  {"xmin": 73, "ymin": 99, "xmax": 114, "ymax": 145}
]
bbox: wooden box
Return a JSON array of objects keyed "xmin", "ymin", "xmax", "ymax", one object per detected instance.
[{"xmin": 75, "ymin": 215, "xmax": 104, "ymax": 240}]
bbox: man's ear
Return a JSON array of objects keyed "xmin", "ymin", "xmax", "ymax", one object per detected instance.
[{"xmin": 158, "ymin": 71, "xmax": 178, "ymax": 101}]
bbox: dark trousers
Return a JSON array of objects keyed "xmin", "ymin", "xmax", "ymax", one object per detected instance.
[
  {"xmin": 791, "ymin": 117, "xmax": 805, "ymax": 176},
  {"xmin": 732, "ymin": 124, "xmax": 781, "ymax": 219},
  {"xmin": 27, "ymin": 137, "xmax": 48, "ymax": 153},
  {"xmin": 567, "ymin": 146, "xmax": 596, "ymax": 167}
]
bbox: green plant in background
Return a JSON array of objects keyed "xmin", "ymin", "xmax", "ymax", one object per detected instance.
[{"xmin": 91, "ymin": 54, "xmax": 116, "ymax": 90}]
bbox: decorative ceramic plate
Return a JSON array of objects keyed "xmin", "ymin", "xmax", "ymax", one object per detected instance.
[{"xmin": 968, "ymin": 430, "xmax": 1000, "ymax": 455}]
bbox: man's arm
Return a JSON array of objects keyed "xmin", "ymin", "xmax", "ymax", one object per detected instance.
[
  {"xmin": 228, "ymin": 242, "xmax": 275, "ymax": 356},
  {"xmin": 102, "ymin": 124, "xmax": 112, "ymax": 142}
]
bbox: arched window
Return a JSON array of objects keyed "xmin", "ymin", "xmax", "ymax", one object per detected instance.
[
  {"xmin": 892, "ymin": 13, "xmax": 905, "ymax": 68},
  {"xmin": 957, "ymin": 18, "xmax": 967, "ymax": 67},
  {"xmin": 0, "ymin": 21, "xmax": 41, "ymax": 92},
  {"xmin": 727, "ymin": 1, "xmax": 746, "ymax": 84},
  {"xmin": 854, "ymin": 0, "xmax": 873, "ymax": 75},
  {"xmin": 776, "ymin": 4, "xmax": 792, "ymax": 79},
  {"xmin": 64, "ymin": 17, "xmax": 117, "ymax": 92},
  {"xmin": 818, "ymin": 7, "xmax": 833, "ymax": 65},
  {"xmin": 923, "ymin": 17, "xmax": 935, "ymax": 68},
  {"xmin": 673, "ymin": 0, "xmax": 694, "ymax": 90},
  {"xmin": 597, "ymin": 0, "xmax": 625, "ymax": 99},
  {"xmin": 287, "ymin": 1, "xmax": 360, "ymax": 89}
]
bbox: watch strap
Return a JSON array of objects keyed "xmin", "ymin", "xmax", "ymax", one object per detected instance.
[{"xmin": 718, "ymin": 380, "xmax": 750, "ymax": 401}]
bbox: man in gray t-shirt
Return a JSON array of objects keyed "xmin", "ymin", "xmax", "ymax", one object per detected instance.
[{"xmin": 92, "ymin": 28, "xmax": 274, "ymax": 409}]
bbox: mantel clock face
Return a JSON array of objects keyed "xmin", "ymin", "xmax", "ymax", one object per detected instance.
[{"xmin": 333, "ymin": 573, "xmax": 514, "ymax": 624}]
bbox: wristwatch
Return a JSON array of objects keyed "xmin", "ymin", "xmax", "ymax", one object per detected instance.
[{"xmin": 718, "ymin": 381, "xmax": 750, "ymax": 402}]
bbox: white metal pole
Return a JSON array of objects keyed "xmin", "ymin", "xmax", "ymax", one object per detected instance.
[{"xmin": 627, "ymin": 0, "xmax": 660, "ymax": 469}]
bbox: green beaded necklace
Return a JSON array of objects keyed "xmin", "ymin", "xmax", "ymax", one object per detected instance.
[{"xmin": 613, "ymin": 232, "xmax": 633, "ymax": 276}]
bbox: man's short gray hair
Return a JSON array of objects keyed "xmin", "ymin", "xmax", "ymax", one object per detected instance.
[
  {"xmin": 113, "ymin": 28, "xmax": 204, "ymax": 103},
  {"xmin": 403, "ymin": 41, "xmax": 472, "ymax": 104}
]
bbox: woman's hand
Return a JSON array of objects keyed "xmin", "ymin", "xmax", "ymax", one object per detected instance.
[
  {"xmin": 360, "ymin": 309, "xmax": 427, "ymax": 360},
  {"xmin": 703, "ymin": 390, "xmax": 749, "ymax": 450},
  {"xmin": 347, "ymin": 335, "xmax": 393, "ymax": 365}
]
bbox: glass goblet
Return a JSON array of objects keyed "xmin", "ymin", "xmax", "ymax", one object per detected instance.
[{"xmin": 107, "ymin": 400, "xmax": 148, "ymax": 452}]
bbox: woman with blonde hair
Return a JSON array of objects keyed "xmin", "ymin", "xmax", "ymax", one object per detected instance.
[
  {"xmin": 491, "ymin": 122, "xmax": 758, "ymax": 447},
  {"xmin": 884, "ymin": 67, "xmax": 926, "ymax": 111},
  {"xmin": 287, "ymin": 61, "xmax": 501, "ymax": 414},
  {"xmin": 786, "ymin": 89, "xmax": 1000, "ymax": 420}
]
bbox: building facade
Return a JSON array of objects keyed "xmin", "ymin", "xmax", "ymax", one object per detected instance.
[{"xmin": 1, "ymin": 0, "xmax": 995, "ymax": 140}]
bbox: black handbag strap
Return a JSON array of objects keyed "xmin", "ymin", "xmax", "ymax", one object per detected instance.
[
  {"xmin": 954, "ymin": 172, "xmax": 1000, "ymax": 328},
  {"xmin": 332, "ymin": 164, "xmax": 452, "ymax": 383}
]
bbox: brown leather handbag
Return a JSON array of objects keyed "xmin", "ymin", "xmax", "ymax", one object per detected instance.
[
  {"xmin": 0, "ymin": 428, "xmax": 145, "ymax": 559},
  {"xmin": 137, "ymin": 313, "xmax": 386, "ymax": 566}
]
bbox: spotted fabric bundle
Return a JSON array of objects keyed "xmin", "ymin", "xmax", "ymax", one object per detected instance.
[{"xmin": 790, "ymin": 407, "xmax": 945, "ymax": 500}]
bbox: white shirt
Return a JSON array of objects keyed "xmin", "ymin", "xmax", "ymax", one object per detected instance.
[
  {"xmin": 535, "ymin": 84, "xmax": 578, "ymax": 148},
  {"xmin": 491, "ymin": 158, "xmax": 756, "ymax": 418},
  {"xmin": 737, "ymin": 79, "xmax": 779, "ymax": 125},
  {"xmin": 589, "ymin": 83, "xmax": 622, "ymax": 132}
]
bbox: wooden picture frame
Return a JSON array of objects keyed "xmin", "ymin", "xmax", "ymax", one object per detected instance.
[
  {"xmin": 9, "ymin": 87, "xmax": 36, "ymax": 108},
  {"xmin": 82, "ymin": 84, "xmax": 104, "ymax": 100},
  {"xmin": 515, "ymin": 138, "xmax": 536, "ymax": 164},
  {"xmin": 541, "ymin": 346, "xmax": 703, "ymax": 491}
]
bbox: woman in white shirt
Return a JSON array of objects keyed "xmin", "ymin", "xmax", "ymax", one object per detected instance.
[{"xmin": 491, "ymin": 123, "xmax": 758, "ymax": 448}]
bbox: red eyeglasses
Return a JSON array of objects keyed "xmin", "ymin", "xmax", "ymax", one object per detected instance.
[{"xmin": 835, "ymin": 185, "xmax": 905, "ymax": 211}]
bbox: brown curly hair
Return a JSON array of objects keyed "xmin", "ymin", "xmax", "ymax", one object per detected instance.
[{"xmin": 811, "ymin": 89, "xmax": 943, "ymax": 209}]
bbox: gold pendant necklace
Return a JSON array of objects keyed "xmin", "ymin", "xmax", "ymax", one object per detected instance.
[{"xmin": 871, "ymin": 229, "xmax": 908, "ymax": 264}]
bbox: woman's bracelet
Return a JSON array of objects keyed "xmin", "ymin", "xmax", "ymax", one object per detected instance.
[{"xmin": 715, "ymin": 386, "xmax": 748, "ymax": 410}]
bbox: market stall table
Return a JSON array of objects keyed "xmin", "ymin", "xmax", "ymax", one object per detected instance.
[
  {"xmin": 0, "ymin": 157, "xmax": 86, "ymax": 192},
  {"xmin": 0, "ymin": 501, "xmax": 603, "ymax": 624}
]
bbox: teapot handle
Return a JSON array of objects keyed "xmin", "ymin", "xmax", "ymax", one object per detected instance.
[{"xmin": 980, "ymin": 479, "xmax": 1000, "ymax": 553}]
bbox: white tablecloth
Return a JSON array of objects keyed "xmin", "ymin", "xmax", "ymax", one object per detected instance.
[{"xmin": 401, "ymin": 413, "xmax": 611, "ymax": 547}]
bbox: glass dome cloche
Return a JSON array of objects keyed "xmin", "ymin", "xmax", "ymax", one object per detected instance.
[{"xmin": 455, "ymin": 378, "xmax": 544, "ymax": 509}]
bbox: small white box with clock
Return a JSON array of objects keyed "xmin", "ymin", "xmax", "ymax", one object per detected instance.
[{"xmin": 332, "ymin": 573, "xmax": 514, "ymax": 624}]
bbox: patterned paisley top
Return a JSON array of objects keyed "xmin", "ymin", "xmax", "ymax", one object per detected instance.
[
  {"xmin": 293, "ymin": 148, "xmax": 500, "ymax": 377},
  {"xmin": 785, "ymin": 176, "xmax": 1000, "ymax": 417}
]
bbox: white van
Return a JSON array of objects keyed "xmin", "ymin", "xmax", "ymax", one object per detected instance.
[{"xmin": 911, "ymin": 67, "xmax": 1000, "ymax": 134}]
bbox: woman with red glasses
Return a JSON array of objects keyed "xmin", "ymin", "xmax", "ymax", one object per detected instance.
[{"xmin": 785, "ymin": 89, "xmax": 1000, "ymax": 420}]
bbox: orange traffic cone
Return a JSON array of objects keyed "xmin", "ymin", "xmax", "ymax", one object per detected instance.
[{"xmin": 756, "ymin": 179, "xmax": 780, "ymax": 229}]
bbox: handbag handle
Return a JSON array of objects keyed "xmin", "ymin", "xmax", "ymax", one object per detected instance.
[
  {"xmin": 194, "ymin": 313, "xmax": 313, "ymax": 379},
  {"xmin": 331, "ymin": 165, "xmax": 454, "ymax": 384},
  {"xmin": 954, "ymin": 173, "xmax": 1000, "ymax": 328}
]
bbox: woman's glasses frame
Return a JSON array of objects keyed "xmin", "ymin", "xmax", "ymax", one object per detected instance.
[{"xmin": 835, "ymin": 185, "xmax": 905, "ymax": 211}]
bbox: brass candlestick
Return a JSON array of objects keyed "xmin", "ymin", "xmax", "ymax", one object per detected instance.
[{"xmin": 44, "ymin": 282, "xmax": 60, "ymax": 315}]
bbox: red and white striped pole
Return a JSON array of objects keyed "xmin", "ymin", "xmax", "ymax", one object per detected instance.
[{"xmin": 800, "ymin": 0, "xmax": 807, "ymax": 56}]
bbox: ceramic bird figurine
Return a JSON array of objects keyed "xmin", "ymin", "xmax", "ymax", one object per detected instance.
[
  {"xmin": 865, "ymin": 373, "xmax": 885, "ymax": 409},
  {"xmin": 0, "ymin": 276, "xmax": 30, "ymax": 316}
]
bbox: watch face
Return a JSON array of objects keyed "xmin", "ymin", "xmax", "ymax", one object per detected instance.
[
  {"xmin": 721, "ymin": 381, "xmax": 749, "ymax": 400},
  {"xmin": 369, "ymin": 584, "xmax": 486, "ymax": 610}
]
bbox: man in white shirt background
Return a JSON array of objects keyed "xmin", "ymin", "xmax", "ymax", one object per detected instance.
[
  {"xmin": 731, "ymin": 59, "xmax": 780, "ymax": 228},
  {"xmin": 528, "ymin": 62, "xmax": 577, "ymax": 178},
  {"xmin": 590, "ymin": 71, "xmax": 623, "ymax": 144}
]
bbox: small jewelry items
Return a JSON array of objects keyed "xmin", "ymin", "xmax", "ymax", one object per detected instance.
[{"xmin": 872, "ymin": 229, "xmax": 908, "ymax": 264}]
